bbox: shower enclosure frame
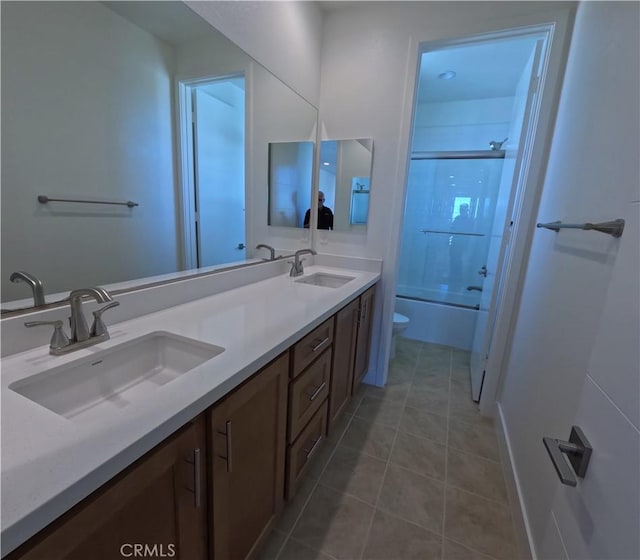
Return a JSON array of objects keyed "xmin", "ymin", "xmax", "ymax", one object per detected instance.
[{"xmin": 398, "ymin": 148, "xmax": 507, "ymax": 311}]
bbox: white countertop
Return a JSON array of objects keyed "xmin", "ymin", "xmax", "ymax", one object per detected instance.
[{"xmin": 0, "ymin": 265, "xmax": 379, "ymax": 556}]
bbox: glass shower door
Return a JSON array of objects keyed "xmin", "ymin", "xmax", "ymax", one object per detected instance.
[{"xmin": 397, "ymin": 155, "xmax": 505, "ymax": 308}]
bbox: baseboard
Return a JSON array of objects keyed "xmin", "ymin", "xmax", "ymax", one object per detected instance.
[{"xmin": 495, "ymin": 403, "xmax": 536, "ymax": 560}]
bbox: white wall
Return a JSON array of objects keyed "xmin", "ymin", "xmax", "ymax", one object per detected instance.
[
  {"xmin": 498, "ymin": 2, "xmax": 639, "ymax": 557},
  {"xmin": 413, "ymin": 97, "xmax": 513, "ymax": 151},
  {"xmin": 185, "ymin": 0, "xmax": 323, "ymax": 106},
  {"xmin": 250, "ymin": 64, "xmax": 317, "ymax": 253},
  {"xmin": 179, "ymin": 2, "xmax": 323, "ymax": 255},
  {"xmin": 317, "ymin": 1, "xmax": 575, "ymax": 385},
  {"xmin": 1, "ymin": 2, "xmax": 179, "ymax": 300}
]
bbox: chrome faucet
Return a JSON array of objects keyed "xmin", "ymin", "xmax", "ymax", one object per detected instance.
[
  {"xmin": 289, "ymin": 249, "xmax": 317, "ymax": 277},
  {"xmin": 69, "ymin": 287, "xmax": 113, "ymax": 342},
  {"xmin": 25, "ymin": 287, "xmax": 120, "ymax": 355},
  {"xmin": 256, "ymin": 244, "xmax": 276, "ymax": 261},
  {"xmin": 10, "ymin": 271, "xmax": 46, "ymax": 306}
]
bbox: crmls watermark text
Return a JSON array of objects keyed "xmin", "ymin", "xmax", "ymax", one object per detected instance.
[{"xmin": 120, "ymin": 543, "xmax": 176, "ymax": 558}]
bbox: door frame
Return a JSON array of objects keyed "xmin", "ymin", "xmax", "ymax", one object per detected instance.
[
  {"xmin": 476, "ymin": 22, "xmax": 571, "ymax": 416},
  {"xmin": 175, "ymin": 73, "xmax": 246, "ymax": 270},
  {"xmin": 469, "ymin": 36, "xmax": 547, "ymax": 402},
  {"xmin": 391, "ymin": 20, "xmax": 573, "ymax": 414}
]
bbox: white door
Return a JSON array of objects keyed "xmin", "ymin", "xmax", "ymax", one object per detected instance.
[
  {"xmin": 538, "ymin": 198, "xmax": 639, "ymax": 558},
  {"xmin": 469, "ymin": 39, "xmax": 544, "ymax": 401},
  {"xmin": 499, "ymin": 3, "xmax": 639, "ymax": 556},
  {"xmin": 193, "ymin": 79, "xmax": 245, "ymax": 267}
]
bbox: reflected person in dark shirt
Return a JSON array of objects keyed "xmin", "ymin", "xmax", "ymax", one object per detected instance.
[
  {"xmin": 449, "ymin": 203, "xmax": 473, "ymax": 286},
  {"xmin": 304, "ymin": 191, "xmax": 334, "ymax": 230}
]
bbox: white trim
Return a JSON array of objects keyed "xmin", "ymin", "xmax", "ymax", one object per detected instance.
[
  {"xmin": 176, "ymin": 80, "xmax": 197, "ymax": 271},
  {"xmin": 371, "ymin": 35, "xmax": 421, "ymax": 387},
  {"xmin": 244, "ymin": 63, "xmax": 255, "ymax": 259},
  {"xmin": 470, "ymin": 33, "xmax": 547, "ymax": 402},
  {"xmin": 175, "ymin": 72, "xmax": 247, "ymax": 271},
  {"xmin": 481, "ymin": 10, "xmax": 576, "ymax": 413},
  {"xmin": 495, "ymin": 402, "xmax": 537, "ymax": 560}
]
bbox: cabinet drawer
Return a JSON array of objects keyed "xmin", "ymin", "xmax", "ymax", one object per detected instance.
[
  {"xmin": 288, "ymin": 348, "xmax": 331, "ymax": 442},
  {"xmin": 291, "ymin": 317, "xmax": 334, "ymax": 378},
  {"xmin": 286, "ymin": 400, "xmax": 328, "ymax": 499}
]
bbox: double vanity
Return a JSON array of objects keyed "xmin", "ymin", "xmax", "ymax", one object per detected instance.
[{"xmin": 1, "ymin": 264, "xmax": 379, "ymax": 559}]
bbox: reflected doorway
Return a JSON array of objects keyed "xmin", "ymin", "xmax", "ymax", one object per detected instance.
[{"xmin": 179, "ymin": 75, "xmax": 246, "ymax": 268}]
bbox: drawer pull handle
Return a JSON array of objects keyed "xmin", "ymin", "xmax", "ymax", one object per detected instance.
[
  {"xmin": 184, "ymin": 448, "xmax": 202, "ymax": 508},
  {"xmin": 311, "ymin": 337, "xmax": 330, "ymax": 353},
  {"xmin": 193, "ymin": 448, "xmax": 202, "ymax": 508},
  {"xmin": 217, "ymin": 421, "xmax": 233, "ymax": 473},
  {"xmin": 307, "ymin": 381, "xmax": 327, "ymax": 402},
  {"xmin": 302, "ymin": 435, "xmax": 323, "ymax": 459}
]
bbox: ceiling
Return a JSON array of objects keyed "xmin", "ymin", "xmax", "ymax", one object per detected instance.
[
  {"xmin": 109, "ymin": 1, "xmax": 537, "ymax": 105},
  {"xmin": 103, "ymin": 1, "xmax": 213, "ymax": 46},
  {"xmin": 319, "ymin": 2, "xmax": 539, "ymax": 102},
  {"xmin": 418, "ymin": 36, "xmax": 540, "ymax": 103}
]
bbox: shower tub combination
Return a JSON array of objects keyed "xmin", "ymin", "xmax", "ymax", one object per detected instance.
[{"xmin": 396, "ymin": 150, "xmax": 506, "ymax": 351}]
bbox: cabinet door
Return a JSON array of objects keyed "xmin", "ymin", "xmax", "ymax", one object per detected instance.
[
  {"xmin": 210, "ymin": 352, "xmax": 289, "ymax": 560},
  {"xmin": 329, "ymin": 298, "xmax": 359, "ymax": 427},
  {"xmin": 9, "ymin": 417, "xmax": 208, "ymax": 560},
  {"xmin": 353, "ymin": 285, "xmax": 376, "ymax": 392}
]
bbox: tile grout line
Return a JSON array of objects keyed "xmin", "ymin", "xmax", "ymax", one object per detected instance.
[
  {"xmin": 441, "ymin": 348, "xmax": 454, "ymax": 560},
  {"xmin": 284, "ymin": 534, "xmax": 341, "ymax": 560},
  {"xmin": 444, "ymin": 535, "xmax": 501, "ymax": 560},
  {"xmin": 272, "ymin": 399, "xmax": 362, "ymax": 560},
  {"xmin": 356, "ymin": 342, "xmax": 422, "ymax": 560}
]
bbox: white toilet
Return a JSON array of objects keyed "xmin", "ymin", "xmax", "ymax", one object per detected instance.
[{"xmin": 390, "ymin": 312, "xmax": 410, "ymax": 359}]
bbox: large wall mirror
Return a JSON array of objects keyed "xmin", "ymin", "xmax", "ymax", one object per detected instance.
[
  {"xmin": 318, "ymin": 139, "xmax": 373, "ymax": 232},
  {"xmin": 1, "ymin": 1, "xmax": 317, "ymax": 313}
]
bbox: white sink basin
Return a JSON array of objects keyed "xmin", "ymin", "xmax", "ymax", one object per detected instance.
[
  {"xmin": 9, "ymin": 331, "xmax": 224, "ymax": 421},
  {"xmin": 295, "ymin": 272, "xmax": 355, "ymax": 288}
]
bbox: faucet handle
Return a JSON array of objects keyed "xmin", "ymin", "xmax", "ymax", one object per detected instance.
[
  {"xmin": 25, "ymin": 320, "xmax": 70, "ymax": 350},
  {"xmin": 91, "ymin": 301, "xmax": 120, "ymax": 337}
]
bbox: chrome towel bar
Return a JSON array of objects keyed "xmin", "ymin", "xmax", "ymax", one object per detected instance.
[
  {"xmin": 38, "ymin": 195, "xmax": 138, "ymax": 208},
  {"xmin": 536, "ymin": 219, "xmax": 625, "ymax": 238}
]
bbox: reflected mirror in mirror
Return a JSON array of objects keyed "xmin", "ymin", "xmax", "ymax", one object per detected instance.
[
  {"xmin": 1, "ymin": 1, "xmax": 317, "ymax": 313},
  {"xmin": 268, "ymin": 142, "xmax": 314, "ymax": 228},
  {"xmin": 318, "ymin": 139, "xmax": 373, "ymax": 231}
]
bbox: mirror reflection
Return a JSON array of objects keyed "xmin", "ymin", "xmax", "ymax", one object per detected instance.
[
  {"xmin": 268, "ymin": 142, "xmax": 314, "ymax": 228},
  {"xmin": 1, "ymin": 1, "xmax": 317, "ymax": 312},
  {"xmin": 318, "ymin": 139, "xmax": 373, "ymax": 231}
]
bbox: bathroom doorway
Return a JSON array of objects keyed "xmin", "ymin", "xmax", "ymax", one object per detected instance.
[
  {"xmin": 178, "ymin": 75, "xmax": 246, "ymax": 269},
  {"xmin": 397, "ymin": 29, "xmax": 549, "ymax": 401}
]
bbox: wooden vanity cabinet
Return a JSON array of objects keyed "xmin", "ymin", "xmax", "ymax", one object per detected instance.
[
  {"xmin": 7, "ymin": 283, "xmax": 377, "ymax": 560},
  {"xmin": 329, "ymin": 298, "xmax": 360, "ymax": 428},
  {"xmin": 209, "ymin": 352, "xmax": 289, "ymax": 560},
  {"xmin": 284, "ymin": 319, "xmax": 334, "ymax": 499},
  {"xmin": 7, "ymin": 416, "xmax": 208, "ymax": 560},
  {"xmin": 352, "ymin": 285, "xmax": 376, "ymax": 393}
]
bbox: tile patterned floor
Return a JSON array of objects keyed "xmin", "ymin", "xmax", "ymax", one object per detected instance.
[{"xmin": 259, "ymin": 339, "xmax": 519, "ymax": 560}]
